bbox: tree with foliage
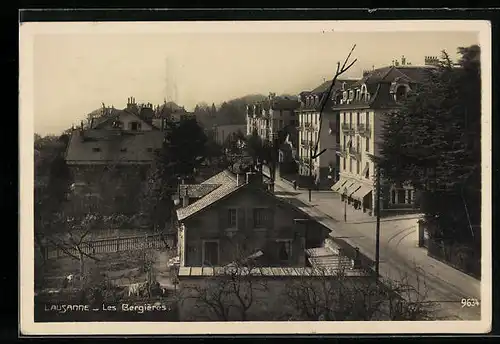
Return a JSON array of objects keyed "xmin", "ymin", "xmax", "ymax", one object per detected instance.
[
  {"xmin": 161, "ymin": 117, "xmax": 208, "ymax": 184},
  {"xmin": 223, "ymin": 130, "xmax": 246, "ymax": 155},
  {"xmin": 245, "ymin": 130, "xmax": 264, "ymax": 165},
  {"xmin": 34, "ymin": 134, "xmax": 73, "ymax": 269},
  {"xmin": 376, "ymin": 45, "xmax": 481, "ymax": 251}
]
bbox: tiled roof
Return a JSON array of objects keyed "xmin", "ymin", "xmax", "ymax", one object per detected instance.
[
  {"xmin": 306, "ymin": 247, "xmax": 352, "ymax": 271},
  {"xmin": 176, "ymin": 170, "xmax": 240, "ymax": 221},
  {"xmin": 65, "ymin": 129, "xmax": 164, "ymax": 164},
  {"xmin": 179, "ymin": 184, "xmax": 220, "ymax": 198},
  {"xmin": 332, "ymin": 65, "xmax": 434, "ymax": 111}
]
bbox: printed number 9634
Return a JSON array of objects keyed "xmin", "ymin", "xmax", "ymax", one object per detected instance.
[{"xmin": 461, "ymin": 298, "xmax": 480, "ymax": 308}]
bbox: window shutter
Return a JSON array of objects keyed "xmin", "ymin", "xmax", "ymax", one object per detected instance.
[
  {"xmin": 238, "ymin": 208, "xmax": 246, "ymax": 230},
  {"xmin": 247, "ymin": 208, "xmax": 254, "ymax": 229},
  {"xmin": 267, "ymin": 208, "xmax": 275, "ymax": 229},
  {"xmin": 218, "ymin": 208, "xmax": 227, "ymax": 230}
]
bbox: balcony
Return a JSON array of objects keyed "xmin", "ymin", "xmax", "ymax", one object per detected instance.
[
  {"xmin": 357, "ymin": 124, "xmax": 371, "ymax": 138},
  {"xmin": 334, "ymin": 144, "xmax": 346, "ymax": 157},
  {"xmin": 304, "ymin": 122, "xmax": 311, "ymax": 130},
  {"xmin": 341, "ymin": 123, "xmax": 355, "ymax": 135},
  {"xmin": 349, "ymin": 147, "xmax": 362, "ymax": 161}
]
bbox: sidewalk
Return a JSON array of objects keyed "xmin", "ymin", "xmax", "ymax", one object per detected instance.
[{"xmin": 273, "ymin": 176, "xmax": 482, "ymax": 321}]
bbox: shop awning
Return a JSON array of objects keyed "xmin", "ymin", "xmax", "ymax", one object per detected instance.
[
  {"xmin": 346, "ymin": 181, "xmax": 361, "ymax": 197},
  {"xmin": 331, "ymin": 177, "xmax": 349, "ymax": 192},
  {"xmin": 351, "ymin": 184, "xmax": 373, "ymax": 201}
]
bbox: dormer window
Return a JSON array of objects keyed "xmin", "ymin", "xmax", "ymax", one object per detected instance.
[
  {"xmin": 341, "ymin": 82, "xmax": 346, "ymax": 91},
  {"xmin": 395, "ymin": 85, "xmax": 408, "ymax": 101},
  {"xmin": 120, "ymin": 148, "xmax": 127, "ymax": 152},
  {"xmin": 130, "ymin": 121, "xmax": 141, "ymax": 131},
  {"xmin": 92, "ymin": 147, "xmax": 101, "ymax": 152}
]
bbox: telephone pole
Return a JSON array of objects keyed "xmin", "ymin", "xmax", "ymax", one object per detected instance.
[
  {"xmin": 308, "ymin": 148, "xmax": 313, "ymax": 202},
  {"xmin": 375, "ymin": 165, "xmax": 381, "ymax": 277}
]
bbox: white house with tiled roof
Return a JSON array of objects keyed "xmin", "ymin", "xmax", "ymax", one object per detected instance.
[{"xmin": 175, "ymin": 169, "xmax": 333, "ymax": 269}]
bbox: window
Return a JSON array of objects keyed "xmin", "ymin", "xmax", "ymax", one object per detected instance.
[
  {"xmin": 343, "ymin": 135, "xmax": 346, "ymax": 150},
  {"xmin": 130, "ymin": 122, "xmax": 139, "ymax": 131},
  {"xmin": 147, "ymin": 147, "xmax": 153, "ymax": 152},
  {"xmin": 92, "ymin": 147, "xmax": 101, "ymax": 152},
  {"xmin": 366, "ymin": 137, "xmax": 370, "ymax": 152},
  {"xmin": 357, "ymin": 112, "xmax": 361, "ymax": 125},
  {"xmin": 349, "ymin": 112, "xmax": 352, "ymax": 128},
  {"xmin": 366, "ymin": 111, "xmax": 370, "ymax": 127},
  {"xmin": 398, "ymin": 189, "xmax": 406, "ymax": 204},
  {"xmin": 356, "ymin": 160, "xmax": 360, "ymax": 175},
  {"xmin": 120, "ymin": 148, "xmax": 127, "ymax": 152},
  {"xmin": 253, "ymin": 208, "xmax": 269, "ymax": 228},
  {"xmin": 349, "ymin": 158, "xmax": 353, "ymax": 172},
  {"xmin": 228, "ymin": 208, "xmax": 237, "ymax": 228},
  {"xmin": 343, "ymin": 157, "xmax": 346, "ymax": 170},
  {"xmin": 290, "ymin": 119, "xmax": 296, "ymax": 126},
  {"xmin": 276, "ymin": 240, "xmax": 292, "ymax": 261},
  {"xmin": 356, "ymin": 136, "xmax": 360, "ymax": 151},
  {"xmin": 202, "ymin": 240, "xmax": 219, "ymax": 266}
]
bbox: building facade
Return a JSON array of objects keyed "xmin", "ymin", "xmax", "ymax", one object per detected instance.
[
  {"xmin": 65, "ymin": 98, "xmax": 164, "ymax": 215},
  {"xmin": 246, "ymin": 93, "xmax": 300, "ymax": 144},
  {"xmin": 176, "ymin": 170, "xmax": 330, "ymax": 268},
  {"xmin": 331, "ymin": 59, "xmax": 435, "ymax": 215},
  {"xmin": 295, "ymin": 79, "xmax": 358, "ymax": 189},
  {"xmin": 213, "ymin": 124, "xmax": 247, "ymax": 146}
]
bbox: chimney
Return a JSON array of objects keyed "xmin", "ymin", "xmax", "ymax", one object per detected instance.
[
  {"xmin": 401, "ymin": 55, "xmax": 406, "ymax": 66},
  {"xmin": 182, "ymin": 189, "xmax": 189, "ymax": 207},
  {"xmin": 351, "ymin": 247, "xmax": 362, "ymax": 269},
  {"xmin": 236, "ymin": 173, "xmax": 245, "ymax": 187}
]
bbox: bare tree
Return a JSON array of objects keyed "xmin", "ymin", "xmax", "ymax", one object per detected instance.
[
  {"xmin": 306, "ymin": 45, "xmax": 357, "ymax": 198},
  {"xmin": 182, "ymin": 236, "xmax": 269, "ymax": 321},
  {"xmin": 43, "ymin": 213, "xmax": 102, "ymax": 289},
  {"xmin": 282, "ymin": 264, "xmax": 438, "ymax": 321}
]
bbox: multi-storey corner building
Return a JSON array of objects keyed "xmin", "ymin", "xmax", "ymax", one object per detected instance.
[
  {"xmin": 331, "ymin": 58, "xmax": 436, "ymax": 215},
  {"xmin": 295, "ymin": 79, "xmax": 358, "ymax": 189},
  {"xmin": 246, "ymin": 93, "xmax": 300, "ymax": 145}
]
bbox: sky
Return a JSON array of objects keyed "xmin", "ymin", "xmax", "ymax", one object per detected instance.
[{"xmin": 30, "ymin": 24, "xmax": 480, "ymax": 136}]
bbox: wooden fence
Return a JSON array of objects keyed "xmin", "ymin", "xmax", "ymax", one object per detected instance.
[{"xmin": 43, "ymin": 233, "xmax": 169, "ymax": 260}]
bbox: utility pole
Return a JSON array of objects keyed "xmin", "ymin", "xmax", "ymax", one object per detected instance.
[
  {"xmin": 344, "ymin": 188, "xmax": 347, "ymax": 222},
  {"xmin": 375, "ymin": 166, "xmax": 381, "ymax": 277},
  {"xmin": 308, "ymin": 148, "xmax": 313, "ymax": 202}
]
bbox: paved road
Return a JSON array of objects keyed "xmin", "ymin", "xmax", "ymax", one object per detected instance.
[{"xmin": 269, "ymin": 176, "xmax": 482, "ymax": 321}]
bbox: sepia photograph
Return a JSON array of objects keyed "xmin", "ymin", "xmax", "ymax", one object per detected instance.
[{"xmin": 19, "ymin": 19, "xmax": 491, "ymax": 335}]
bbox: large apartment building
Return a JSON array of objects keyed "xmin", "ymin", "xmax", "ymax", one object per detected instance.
[
  {"xmin": 295, "ymin": 79, "xmax": 358, "ymax": 189},
  {"xmin": 246, "ymin": 93, "xmax": 300, "ymax": 144},
  {"xmin": 331, "ymin": 57, "xmax": 436, "ymax": 215}
]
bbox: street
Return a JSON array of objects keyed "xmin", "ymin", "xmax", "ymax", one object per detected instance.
[{"xmin": 271, "ymin": 176, "xmax": 482, "ymax": 321}]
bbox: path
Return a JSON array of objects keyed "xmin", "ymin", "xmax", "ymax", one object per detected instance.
[{"xmin": 271, "ymin": 176, "xmax": 482, "ymax": 321}]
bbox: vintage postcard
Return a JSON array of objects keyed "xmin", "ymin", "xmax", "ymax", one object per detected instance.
[{"xmin": 19, "ymin": 19, "xmax": 491, "ymax": 335}]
